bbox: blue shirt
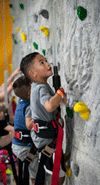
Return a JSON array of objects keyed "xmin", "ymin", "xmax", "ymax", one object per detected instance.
[{"xmin": 12, "ymin": 99, "xmax": 32, "ymax": 147}]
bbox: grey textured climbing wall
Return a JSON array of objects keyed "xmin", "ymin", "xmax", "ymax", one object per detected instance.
[{"xmin": 9, "ymin": 0, "xmax": 100, "ymax": 184}]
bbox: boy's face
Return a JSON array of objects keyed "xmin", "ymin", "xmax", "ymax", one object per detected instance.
[{"xmin": 29, "ymin": 54, "xmax": 53, "ymax": 82}]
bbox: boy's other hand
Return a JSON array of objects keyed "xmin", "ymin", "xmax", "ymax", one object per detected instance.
[
  {"xmin": 13, "ymin": 68, "xmax": 22, "ymax": 76},
  {"xmin": 0, "ymin": 111, "xmax": 5, "ymax": 120},
  {"xmin": 59, "ymin": 88, "xmax": 67, "ymax": 105}
]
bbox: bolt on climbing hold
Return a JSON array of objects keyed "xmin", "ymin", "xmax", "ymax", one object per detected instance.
[
  {"xmin": 66, "ymin": 107, "xmax": 73, "ymax": 119},
  {"xmin": 21, "ymin": 33, "xmax": 27, "ymax": 42},
  {"xmin": 9, "ymin": 4, "xmax": 13, "ymax": 8},
  {"xmin": 39, "ymin": 9, "xmax": 49, "ymax": 19},
  {"xmin": 19, "ymin": 3, "xmax": 24, "ymax": 10},
  {"xmin": 73, "ymin": 102, "xmax": 90, "ymax": 120},
  {"xmin": 71, "ymin": 162, "xmax": 79, "ymax": 177},
  {"xmin": 65, "ymin": 165, "xmax": 71, "ymax": 177},
  {"xmin": 10, "ymin": 16, "xmax": 14, "ymax": 22},
  {"xmin": 16, "ymin": 27, "xmax": 21, "ymax": 32},
  {"xmin": 13, "ymin": 40, "xmax": 17, "ymax": 44},
  {"xmin": 33, "ymin": 14, "xmax": 38, "ymax": 23},
  {"xmin": 6, "ymin": 168, "xmax": 13, "ymax": 175},
  {"xmin": 9, "ymin": 64, "xmax": 13, "ymax": 69},
  {"xmin": 77, "ymin": 6, "xmax": 87, "ymax": 21},
  {"xmin": 33, "ymin": 42, "xmax": 38, "ymax": 50},
  {"xmin": 42, "ymin": 49, "xmax": 46, "ymax": 56},
  {"xmin": 40, "ymin": 26, "xmax": 49, "ymax": 36}
]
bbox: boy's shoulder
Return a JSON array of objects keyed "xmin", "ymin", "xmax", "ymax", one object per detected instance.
[
  {"xmin": 17, "ymin": 99, "xmax": 30, "ymax": 106},
  {"xmin": 31, "ymin": 82, "xmax": 49, "ymax": 89}
]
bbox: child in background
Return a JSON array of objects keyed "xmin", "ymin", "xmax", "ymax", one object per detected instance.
[
  {"xmin": 0, "ymin": 68, "xmax": 21, "ymax": 102},
  {"xmin": 20, "ymin": 52, "xmax": 67, "ymax": 185},
  {"xmin": 12, "ymin": 76, "xmax": 38, "ymax": 185}
]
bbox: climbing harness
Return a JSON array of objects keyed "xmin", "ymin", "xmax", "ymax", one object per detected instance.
[{"xmin": 14, "ymin": 129, "xmax": 32, "ymax": 143}]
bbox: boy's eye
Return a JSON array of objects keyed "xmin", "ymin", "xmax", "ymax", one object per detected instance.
[{"xmin": 41, "ymin": 61, "xmax": 44, "ymax": 64}]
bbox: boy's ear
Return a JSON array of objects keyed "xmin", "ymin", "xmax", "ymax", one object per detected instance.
[
  {"xmin": 27, "ymin": 89, "xmax": 31, "ymax": 98},
  {"xmin": 28, "ymin": 69, "xmax": 37, "ymax": 78}
]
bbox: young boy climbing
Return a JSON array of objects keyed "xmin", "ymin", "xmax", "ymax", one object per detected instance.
[
  {"xmin": 20, "ymin": 52, "xmax": 67, "ymax": 185},
  {"xmin": 12, "ymin": 76, "xmax": 39, "ymax": 185}
]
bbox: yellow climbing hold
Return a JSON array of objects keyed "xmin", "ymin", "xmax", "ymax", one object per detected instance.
[
  {"xmin": 10, "ymin": 16, "xmax": 14, "ymax": 22},
  {"xmin": 74, "ymin": 102, "xmax": 90, "ymax": 120},
  {"xmin": 21, "ymin": 33, "xmax": 27, "ymax": 42},
  {"xmin": 16, "ymin": 27, "xmax": 21, "ymax": 32},
  {"xmin": 65, "ymin": 165, "xmax": 71, "ymax": 177},
  {"xmin": 40, "ymin": 26, "xmax": 49, "ymax": 36},
  {"xmin": 9, "ymin": 63, "xmax": 13, "ymax": 69},
  {"xmin": 6, "ymin": 168, "xmax": 13, "ymax": 174}
]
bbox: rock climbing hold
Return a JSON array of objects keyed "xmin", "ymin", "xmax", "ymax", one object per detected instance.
[
  {"xmin": 40, "ymin": 26, "xmax": 49, "ymax": 36},
  {"xmin": 71, "ymin": 162, "xmax": 79, "ymax": 177},
  {"xmin": 11, "ymin": 34, "xmax": 14, "ymax": 39},
  {"xmin": 9, "ymin": 4, "xmax": 13, "ymax": 8},
  {"xmin": 73, "ymin": 102, "xmax": 90, "ymax": 120},
  {"xmin": 10, "ymin": 16, "xmax": 14, "ymax": 22},
  {"xmin": 65, "ymin": 165, "xmax": 71, "ymax": 178},
  {"xmin": 39, "ymin": 9, "xmax": 49, "ymax": 19},
  {"xmin": 16, "ymin": 27, "xmax": 21, "ymax": 32},
  {"xmin": 13, "ymin": 39, "xmax": 17, "ymax": 44},
  {"xmin": 21, "ymin": 33, "xmax": 27, "ymax": 42},
  {"xmin": 33, "ymin": 42, "xmax": 38, "ymax": 50},
  {"xmin": 19, "ymin": 3, "xmax": 24, "ymax": 10},
  {"xmin": 66, "ymin": 107, "xmax": 73, "ymax": 119},
  {"xmin": 33, "ymin": 14, "xmax": 38, "ymax": 23},
  {"xmin": 42, "ymin": 49, "xmax": 46, "ymax": 56},
  {"xmin": 77, "ymin": 6, "xmax": 87, "ymax": 21},
  {"xmin": 9, "ymin": 64, "xmax": 13, "ymax": 69},
  {"xmin": 6, "ymin": 168, "xmax": 12, "ymax": 174}
]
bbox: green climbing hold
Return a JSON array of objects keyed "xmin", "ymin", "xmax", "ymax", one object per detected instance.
[
  {"xmin": 6, "ymin": 168, "xmax": 13, "ymax": 174},
  {"xmin": 13, "ymin": 40, "xmax": 17, "ymax": 44},
  {"xmin": 66, "ymin": 107, "xmax": 73, "ymax": 119},
  {"xmin": 77, "ymin": 6, "xmax": 87, "ymax": 21},
  {"xmin": 33, "ymin": 42, "xmax": 38, "ymax": 50},
  {"xmin": 42, "ymin": 49, "xmax": 46, "ymax": 56},
  {"xmin": 9, "ymin": 4, "xmax": 13, "ymax": 8},
  {"xmin": 19, "ymin": 3, "xmax": 24, "ymax": 10}
]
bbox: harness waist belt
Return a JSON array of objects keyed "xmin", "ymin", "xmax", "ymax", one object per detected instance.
[
  {"xmin": 32, "ymin": 120, "xmax": 58, "ymax": 138},
  {"xmin": 14, "ymin": 129, "xmax": 33, "ymax": 144}
]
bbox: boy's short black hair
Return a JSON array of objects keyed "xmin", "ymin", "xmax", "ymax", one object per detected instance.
[
  {"xmin": 13, "ymin": 75, "xmax": 31, "ymax": 100},
  {"xmin": 20, "ymin": 52, "xmax": 39, "ymax": 79}
]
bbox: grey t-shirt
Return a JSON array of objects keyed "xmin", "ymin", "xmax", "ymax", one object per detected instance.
[
  {"xmin": 30, "ymin": 82, "xmax": 58, "ymax": 148},
  {"xmin": 25, "ymin": 105, "xmax": 31, "ymax": 118}
]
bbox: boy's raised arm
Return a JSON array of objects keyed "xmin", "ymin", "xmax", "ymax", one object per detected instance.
[{"xmin": 44, "ymin": 88, "xmax": 66, "ymax": 113}]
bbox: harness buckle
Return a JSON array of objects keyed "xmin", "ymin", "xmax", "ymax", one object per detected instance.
[
  {"xmin": 42, "ymin": 145, "xmax": 55, "ymax": 158},
  {"xmin": 33, "ymin": 122, "xmax": 39, "ymax": 133},
  {"xmin": 19, "ymin": 131, "xmax": 30, "ymax": 140},
  {"xmin": 24, "ymin": 151, "xmax": 36, "ymax": 163},
  {"xmin": 19, "ymin": 131, "xmax": 22, "ymax": 140}
]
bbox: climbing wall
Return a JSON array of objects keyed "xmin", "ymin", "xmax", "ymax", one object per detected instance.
[{"xmin": 9, "ymin": 0, "xmax": 100, "ymax": 184}]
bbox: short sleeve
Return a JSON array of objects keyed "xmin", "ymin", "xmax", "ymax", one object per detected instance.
[
  {"xmin": 39, "ymin": 86, "xmax": 52, "ymax": 106},
  {"xmin": 25, "ymin": 106, "xmax": 31, "ymax": 118}
]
